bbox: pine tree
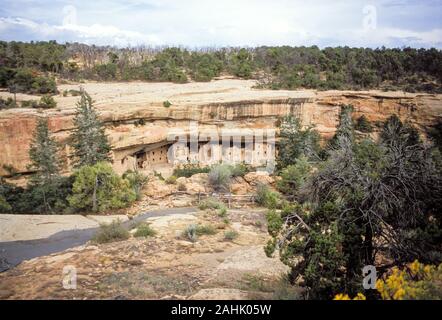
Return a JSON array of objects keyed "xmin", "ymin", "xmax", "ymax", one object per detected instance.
[
  {"xmin": 69, "ymin": 90, "xmax": 111, "ymax": 167},
  {"xmin": 28, "ymin": 118, "xmax": 62, "ymax": 213},
  {"xmin": 29, "ymin": 118, "xmax": 61, "ymax": 185}
]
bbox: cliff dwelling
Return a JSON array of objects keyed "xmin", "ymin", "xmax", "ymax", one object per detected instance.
[
  {"xmin": 113, "ymin": 133, "xmax": 277, "ymax": 176},
  {"xmin": 0, "ymin": 79, "xmax": 440, "ymax": 179}
]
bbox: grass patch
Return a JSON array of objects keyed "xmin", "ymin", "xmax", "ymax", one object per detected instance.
[
  {"xmin": 195, "ymin": 224, "xmax": 217, "ymax": 236},
  {"xmin": 133, "ymin": 223, "xmax": 156, "ymax": 238},
  {"xmin": 218, "ymin": 207, "xmax": 227, "ymax": 217},
  {"xmin": 198, "ymin": 197, "xmax": 226, "ymax": 210},
  {"xmin": 92, "ymin": 220, "xmax": 130, "ymax": 244},
  {"xmin": 224, "ymin": 230, "xmax": 239, "ymax": 241}
]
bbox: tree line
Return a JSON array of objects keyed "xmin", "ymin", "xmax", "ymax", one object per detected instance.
[{"xmin": 1, "ymin": 41, "xmax": 441, "ymax": 96}]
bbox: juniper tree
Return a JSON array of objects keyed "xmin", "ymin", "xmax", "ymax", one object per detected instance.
[
  {"xmin": 267, "ymin": 114, "xmax": 442, "ymax": 299},
  {"xmin": 28, "ymin": 118, "xmax": 62, "ymax": 213},
  {"xmin": 277, "ymin": 115, "xmax": 321, "ymax": 170},
  {"xmin": 69, "ymin": 90, "xmax": 111, "ymax": 167}
]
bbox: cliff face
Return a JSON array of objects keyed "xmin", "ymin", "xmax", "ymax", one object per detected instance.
[{"xmin": 0, "ymin": 79, "xmax": 441, "ymax": 177}]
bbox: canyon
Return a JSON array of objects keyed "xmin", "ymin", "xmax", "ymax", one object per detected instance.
[{"xmin": 1, "ymin": 79, "xmax": 441, "ymax": 179}]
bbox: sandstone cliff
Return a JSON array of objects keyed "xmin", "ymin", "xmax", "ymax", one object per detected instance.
[{"xmin": 1, "ymin": 79, "xmax": 441, "ymax": 177}]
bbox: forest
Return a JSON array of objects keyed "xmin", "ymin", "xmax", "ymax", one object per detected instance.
[{"xmin": 1, "ymin": 41, "xmax": 442, "ymax": 101}]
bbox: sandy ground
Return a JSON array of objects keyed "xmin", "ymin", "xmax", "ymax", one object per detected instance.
[
  {"xmin": 0, "ymin": 78, "xmax": 426, "ymax": 117},
  {"xmin": 0, "ymin": 214, "xmax": 128, "ymax": 242},
  {"xmin": 0, "ymin": 208, "xmax": 297, "ymax": 300}
]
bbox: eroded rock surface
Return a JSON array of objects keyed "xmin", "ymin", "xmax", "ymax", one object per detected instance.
[
  {"xmin": 1, "ymin": 79, "xmax": 440, "ymax": 177},
  {"xmin": 0, "ymin": 207, "xmax": 293, "ymax": 300}
]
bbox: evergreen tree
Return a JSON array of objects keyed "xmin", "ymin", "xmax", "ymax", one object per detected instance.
[
  {"xmin": 28, "ymin": 118, "xmax": 62, "ymax": 213},
  {"xmin": 69, "ymin": 90, "xmax": 111, "ymax": 167},
  {"xmin": 277, "ymin": 115, "xmax": 321, "ymax": 170},
  {"xmin": 29, "ymin": 118, "xmax": 61, "ymax": 185}
]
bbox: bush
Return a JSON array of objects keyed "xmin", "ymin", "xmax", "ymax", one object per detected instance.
[
  {"xmin": 133, "ymin": 223, "xmax": 156, "ymax": 238},
  {"xmin": 195, "ymin": 224, "xmax": 217, "ymax": 236},
  {"xmin": 163, "ymin": 100, "xmax": 172, "ymax": 108},
  {"xmin": 376, "ymin": 261, "xmax": 442, "ymax": 300},
  {"xmin": 20, "ymin": 100, "xmax": 39, "ymax": 108},
  {"xmin": 182, "ymin": 224, "xmax": 198, "ymax": 242},
  {"xmin": 355, "ymin": 115, "xmax": 373, "ymax": 133},
  {"xmin": 68, "ymin": 162, "xmax": 136, "ymax": 212},
  {"xmin": 8, "ymin": 69, "xmax": 58, "ymax": 95},
  {"xmin": 255, "ymin": 183, "xmax": 280, "ymax": 209},
  {"xmin": 208, "ymin": 164, "xmax": 232, "ymax": 192},
  {"xmin": 0, "ymin": 97, "xmax": 17, "ymax": 109},
  {"xmin": 224, "ymin": 230, "xmax": 239, "ymax": 241},
  {"xmin": 198, "ymin": 197, "xmax": 226, "ymax": 210},
  {"xmin": 173, "ymin": 164, "xmax": 210, "ymax": 178},
  {"xmin": 0, "ymin": 195, "xmax": 12, "ymax": 212},
  {"xmin": 266, "ymin": 210, "xmax": 283, "ymax": 237},
  {"xmin": 228, "ymin": 163, "xmax": 251, "ymax": 177},
  {"xmin": 92, "ymin": 220, "xmax": 130, "ymax": 244},
  {"xmin": 38, "ymin": 95, "xmax": 57, "ymax": 108},
  {"xmin": 218, "ymin": 206, "xmax": 227, "ymax": 217},
  {"xmin": 165, "ymin": 175, "xmax": 177, "ymax": 184},
  {"xmin": 277, "ymin": 156, "xmax": 311, "ymax": 198},
  {"xmin": 123, "ymin": 170, "xmax": 148, "ymax": 200}
]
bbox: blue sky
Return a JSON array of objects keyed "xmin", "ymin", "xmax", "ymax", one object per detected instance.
[{"xmin": 0, "ymin": 0, "xmax": 441, "ymax": 48}]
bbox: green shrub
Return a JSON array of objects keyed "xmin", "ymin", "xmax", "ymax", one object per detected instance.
[
  {"xmin": 68, "ymin": 162, "xmax": 136, "ymax": 212},
  {"xmin": 38, "ymin": 95, "xmax": 57, "ymax": 108},
  {"xmin": 123, "ymin": 170, "xmax": 148, "ymax": 200},
  {"xmin": 173, "ymin": 164, "xmax": 210, "ymax": 178},
  {"xmin": 182, "ymin": 224, "xmax": 198, "ymax": 242},
  {"xmin": 266, "ymin": 210, "xmax": 283, "ymax": 237},
  {"xmin": 208, "ymin": 164, "xmax": 232, "ymax": 192},
  {"xmin": 218, "ymin": 206, "xmax": 227, "ymax": 217},
  {"xmin": 198, "ymin": 197, "xmax": 226, "ymax": 210},
  {"xmin": 165, "ymin": 175, "xmax": 177, "ymax": 184},
  {"xmin": 277, "ymin": 156, "xmax": 311, "ymax": 198},
  {"xmin": 92, "ymin": 220, "xmax": 130, "ymax": 244},
  {"xmin": 0, "ymin": 97, "xmax": 17, "ymax": 109},
  {"xmin": 20, "ymin": 99, "xmax": 39, "ymax": 108},
  {"xmin": 264, "ymin": 238, "xmax": 277, "ymax": 257},
  {"xmin": 224, "ymin": 230, "xmax": 239, "ymax": 241},
  {"xmin": 255, "ymin": 183, "xmax": 280, "ymax": 209},
  {"xmin": 195, "ymin": 224, "xmax": 217, "ymax": 236},
  {"xmin": 133, "ymin": 223, "xmax": 156, "ymax": 238},
  {"xmin": 228, "ymin": 163, "xmax": 251, "ymax": 177},
  {"xmin": 355, "ymin": 115, "xmax": 373, "ymax": 133},
  {"xmin": 69, "ymin": 89, "xmax": 82, "ymax": 96},
  {"xmin": 0, "ymin": 195, "xmax": 12, "ymax": 212},
  {"xmin": 163, "ymin": 100, "xmax": 172, "ymax": 108}
]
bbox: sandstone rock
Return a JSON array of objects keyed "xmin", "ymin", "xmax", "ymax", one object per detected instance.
[
  {"xmin": 145, "ymin": 178, "xmax": 176, "ymax": 198},
  {"xmin": 188, "ymin": 173, "xmax": 208, "ymax": 184},
  {"xmin": 244, "ymin": 171, "xmax": 274, "ymax": 186},
  {"xmin": 0, "ymin": 289, "xmax": 14, "ymax": 299},
  {"xmin": 176, "ymin": 177, "xmax": 187, "ymax": 185},
  {"xmin": 2, "ymin": 80, "xmax": 440, "ymax": 178},
  {"xmin": 189, "ymin": 288, "xmax": 257, "ymax": 300},
  {"xmin": 184, "ymin": 182, "xmax": 206, "ymax": 195},
  {"xmin": 171, "ymin": 199, "xmax": 193, "ymax": 207}
]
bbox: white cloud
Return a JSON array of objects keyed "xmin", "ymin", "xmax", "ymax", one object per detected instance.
[{"xmin": 0, "ymin": 0, "xmax": 441, "ymax": 48}]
